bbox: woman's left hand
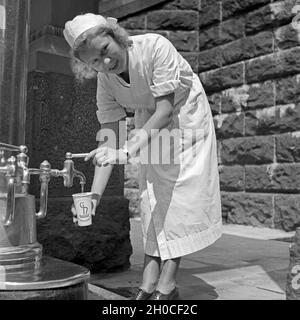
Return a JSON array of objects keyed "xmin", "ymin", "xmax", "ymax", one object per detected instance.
[{"xmin": 84, "ymin": 146, "xmax": 128, "ymax": 166}]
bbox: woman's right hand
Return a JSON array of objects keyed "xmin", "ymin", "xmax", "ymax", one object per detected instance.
[
  {"xmin": 71, "ymin": 203, "xmax": 78, "ymax": 225},
  {"xmin": 71, "ymin": 193, "xmax": 101, "ymax": 225}
]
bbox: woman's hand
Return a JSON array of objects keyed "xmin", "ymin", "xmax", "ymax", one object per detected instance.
[
  {"xmin": 71, "ymin": 193, "xmax": 101, "ymax": 225},
  {"xmin": 84, "ymin": 146, "xmax": 128, "ymax": 166}
]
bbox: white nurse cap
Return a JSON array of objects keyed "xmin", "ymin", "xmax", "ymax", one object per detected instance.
[{"xmin": 63, "ymin": 13, "xmax": 118, "ymax": 48}]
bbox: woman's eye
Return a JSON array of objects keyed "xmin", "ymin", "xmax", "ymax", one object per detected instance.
[{"xmin": 102, "ymin": 45, "xmax": 108, "ymax": 54}]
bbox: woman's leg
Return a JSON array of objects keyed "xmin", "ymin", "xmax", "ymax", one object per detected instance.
[
  {"xmin": 155, "ymin": 257, "xmax": 181, "ymax": 294},
  {"xmin": 139, "ymin": 254, "xmax": 161, "ymax": 293}
]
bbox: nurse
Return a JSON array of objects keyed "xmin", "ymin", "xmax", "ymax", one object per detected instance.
[{"xmin": 64, "ymin": 13, "xmax": 222, "ymax": 300}]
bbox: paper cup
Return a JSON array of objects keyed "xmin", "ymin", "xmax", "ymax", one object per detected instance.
[{"xmin": 72, "ymin": 192, "xmax": 94, "ymax": 227}]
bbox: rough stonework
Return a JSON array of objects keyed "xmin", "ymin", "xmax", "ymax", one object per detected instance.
[{"xmin": 118, "ymin": 0, "xmax": 300, "ymax": 231}]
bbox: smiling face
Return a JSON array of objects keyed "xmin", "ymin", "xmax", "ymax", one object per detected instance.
[{"xmin": 78, "ymin": 34, "xmax": 128, "ymax": 74}]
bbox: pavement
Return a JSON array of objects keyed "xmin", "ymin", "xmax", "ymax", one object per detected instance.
[{"xmin": 88, "ymin": 218, "xmax": 295, "ymax": 300}]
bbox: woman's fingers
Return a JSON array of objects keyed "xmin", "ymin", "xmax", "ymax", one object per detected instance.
[
  {"xmin": 85, "ymin": 147, "xmax": 107, "ymax": 161},
  {"xmin": 71, "ymin": 205, "xmax": 78, "ymax": 224},
  {"xmin": 84, "ymin": 149, "xmax": 97, "ymax": 161}
]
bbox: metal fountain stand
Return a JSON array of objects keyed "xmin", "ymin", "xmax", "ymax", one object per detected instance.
[{"xmin": 0, "ymin": 142, "xmax": 90, "ymax": 299}]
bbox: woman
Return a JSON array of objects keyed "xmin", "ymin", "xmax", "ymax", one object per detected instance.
[{"xmin": 64, "ymin": 13, "xmax": 222, "ymax": 300}]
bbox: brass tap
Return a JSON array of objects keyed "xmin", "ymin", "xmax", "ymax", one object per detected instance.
[{"xmin": 0, "ymin": 142, "xmax": 87, "ymax": 225}]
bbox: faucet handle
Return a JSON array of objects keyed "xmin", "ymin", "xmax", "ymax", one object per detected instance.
[{"xmin": 65, "ymin": 152, "xmax": 89, "ymax": 159}]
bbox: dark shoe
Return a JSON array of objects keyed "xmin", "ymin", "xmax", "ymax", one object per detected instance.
[
  {"xmin": 131, "ymin": 288, "xmax": 153, "ymax": 300},
  {"xmin": 150, "ymin": 287, "xmax": 179, "ymax": 300}
]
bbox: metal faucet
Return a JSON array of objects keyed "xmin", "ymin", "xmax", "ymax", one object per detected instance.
[
  {"xmin": 0, "ymin": 142, "xmax": 86, "ymax": 225},
  {"xmin": 52, "ymin": 153, "xmax": 86, "ymax": 189}
]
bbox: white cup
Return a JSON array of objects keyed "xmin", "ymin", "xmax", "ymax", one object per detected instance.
[{"xmin": 72, "ymin": 192, "xmax": 94, "ymax": 227}]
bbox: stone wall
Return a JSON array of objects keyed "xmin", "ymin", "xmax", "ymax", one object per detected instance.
[{"xmin": 118, "ymin": 0, "xmax": 300, "ymax": 231}]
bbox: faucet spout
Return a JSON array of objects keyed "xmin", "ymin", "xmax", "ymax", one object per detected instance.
[
  {"xmin": 73, "ymin": 169, "xmax": 86, "ymax": 193},
  {"xmin": 55, "ymin": 159, "xmax": 86, "ymax": 190},
  {"xmin": 31, "ymin": 161, "xmax": 51, "ymax": 219}
]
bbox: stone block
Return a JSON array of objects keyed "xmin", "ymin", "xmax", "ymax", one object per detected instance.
[
  {"xmin": 214, "ymin": 112, "xmax": 244, "ymax": 139},
  {"xmin": 199, "ymin": 2, "xmax": 221, "ymax": 28},
  {"xmin": 199, "ymin": 62, "xmax": 244, "ymax": 93},
  {"xmin": 37, "ymin": 196, "xmax": 132, "ymax": 272},
  {"xmin": 277, "ymin": 47, "xmax": 300, "ymax": 76},
  {"xmin": 222, "ymin": 0, "xmax": 270, "ymax": 19},
  {"xmin": 245, "ymin": 0, "xmax": 296, "ymax": 34},
  {"xmin": 276, "ymin": 75, "xmax": 300, "ymax": 105},
  {"xmin": 274, "ymin": 195, "xmax": 300, "ymax": 231},
  {"xmin": 221, "ymin": 85, "xmax": 249, "ymax": 113},
  {"xmin": 198, "ymin": 47, "xmax": 223, "ymax": 72},
  {"xmin": 160, "ymin": 0, "xmax": 201, "ymax": 10},
  {"xmin": 242, "ymin": 31, "xmax": 274, "ymax": 59},
  {"xmin": 246, "ymin": 81, "xmax": 274, "ymax": 110},
  {"xmin": 221, "ymin": 192, "xmax": 274, "ymax": 227},
  {"xmin": 245, "ymin": 164, "xmax": 300, "ymax": 192},
  {"xmin": 221, "ymin": 32, "xmax": 273, "ymax": 66},
  {"xmin": 181, "ymin": 52, "xmax": 199, "ymax": 73},
  {"xmin": 245, "ymin": 47, "xmax": 300, "ymax": 83},
  {"xmin": 119, "ymin": 14, "xmax": 146, "ymax": 29},
  {"xmin": 275, "ymin": 24, "xmax": 300, "ymax": 50},
  {"xmin": 147, "ymin": 10, "xmax": 198, "ymax": 30},
  {"xmin": 221, "ymin": 39, "xmax": 244, "ymax": 66},
  {"xmin": 167, "ymin": 31, "xmax": 199, "ymax": 51},
  {"xmin": 207, "ymin": 93, "xmax": 221, "ymax": 115},
  {"xmin": 221, "ymin": 18, "xmax": 245, "ymax": 43},
  {"xmin": 220, "ymin": 136, "xmax": 274, "ymax": 165},
  {"xmin": 245, "ymin": 104, "xmax": 300, "ymax": 135},
  {"xmin": 274, "ymin": 104, "xmax": 300, "ymax": 133},
  {"xmin": 201, "ymin": 0, "xmax": 219, "ymax": 7},
  {"xmin": 219, "ymin": 165, "xmax": 245, "ymax": 191},
  {"xmin": 276, "ymin": 132, "xmax": 300, "ymax": 163},
  {"xmin": 124, "ymin": 187, "xmax": 140, "ymax": 218},
  {"xmin": 124, "ymin": 163, "xmax": 139, "ymax": 188},
  {"xmin": 245, "ymin": 54, "xmax": 277, "ymax": 84},
  {"xmin": 199, "ymin": 25, "xmax": 222, "ymax": 50},
  {"xmin": 245, "ymin": 107, "xmax": 276, "ymax": 135}
]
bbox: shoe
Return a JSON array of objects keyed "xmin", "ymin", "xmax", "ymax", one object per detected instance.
[
  {"xmin": 131, "ymin": 288, "xmax": 153, "ymax": 300},
  {"xmin": 150, "ymin": 287, "xmax": 179, "ymax": 300}
]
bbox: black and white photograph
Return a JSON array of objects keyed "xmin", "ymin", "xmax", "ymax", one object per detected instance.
[{"xmin": 0, "ymin": 0, "xmax": 299, "ymax": 313}]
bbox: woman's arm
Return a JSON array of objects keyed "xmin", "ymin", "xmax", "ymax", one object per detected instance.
[
  {"xmin": 126, "ymin": 93, "xmax": 174, "ymax": 158},
  {"xmin": 90, "ymin": 120, "xmax": 123, "ymax": 204},
  {"xmin": 85, "ymin": 93, "xmax": 174, "ymax": 166}
]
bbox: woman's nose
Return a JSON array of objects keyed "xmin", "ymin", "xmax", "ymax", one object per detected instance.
[{"xmin": 104, "ymin": 57, "xmax": 111, "ymax": 65}]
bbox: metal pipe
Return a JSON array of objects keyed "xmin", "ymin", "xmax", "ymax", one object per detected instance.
[
  {"xmin": 0, "ymin": 142, "xmax": 22, "ymax": 152},
  {"xmin": 0, "ymin": 0, "xmax": 30, "ymax": 145},
  {"xmin": 3, "ymin": 176, "xmax": 15, "ymax": 226},
  {"xmin": 2, "ymin": 156, "xmax": 17, "ymax": 226},
  {"xmin": 65, "ymin": 152, "xmax": 89, "ymax": 159},
  {"xmin": 34, "ymin": 161, "xmax": 50, "ymax": 219},
  {"xmin": 35, "ymin": 179, "xmax": 49, "ymax": 220}
]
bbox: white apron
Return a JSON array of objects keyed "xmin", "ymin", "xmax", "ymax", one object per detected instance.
[{"xmin": 96, "ymin": 33, "xmax": 222, "ymax": 260}]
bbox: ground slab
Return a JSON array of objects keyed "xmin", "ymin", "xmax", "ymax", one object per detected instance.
[{"xmin": 89, "ymin": 219, "xmax": 291, "ymax": 300}]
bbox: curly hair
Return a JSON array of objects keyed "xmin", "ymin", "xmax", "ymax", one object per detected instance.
[{"xmin": 69, "ymin": 20, "xmax": 132, "ymax": 82}]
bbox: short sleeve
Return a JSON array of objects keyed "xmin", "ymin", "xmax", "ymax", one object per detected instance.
[
  {"xmin": 149, "ymin": 35, "xmax": 181, "ymax": 98},
  {"xmin": 96, "ymin": 73, "xmax": 126, "ymax": 124}
]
